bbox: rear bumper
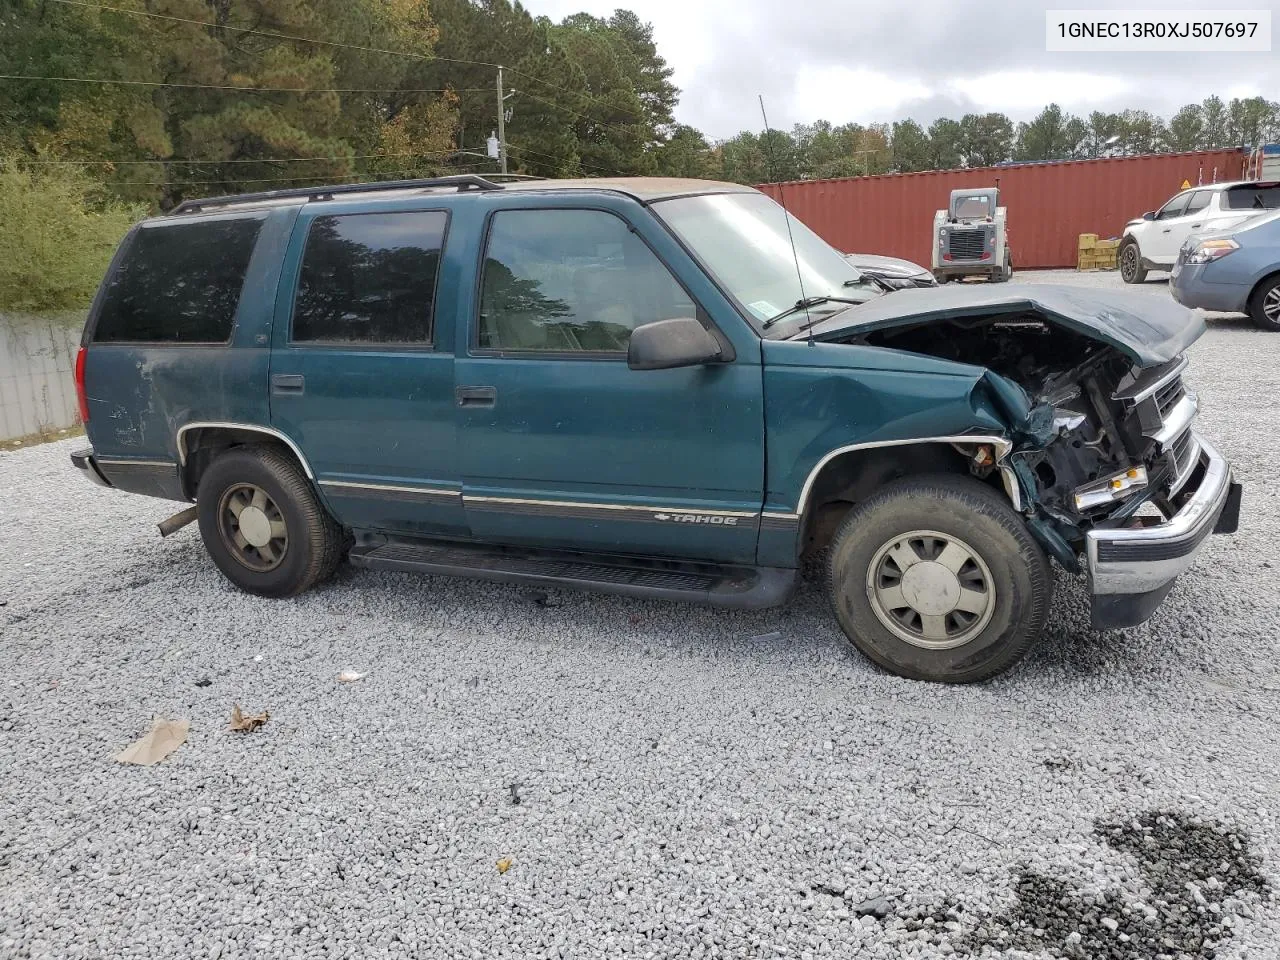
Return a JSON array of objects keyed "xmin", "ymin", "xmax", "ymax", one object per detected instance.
[
  {"xmin": 70, "ymin": 447, "xmax": 112, "ymax": 488},
  {"xmin": 1170, "ymin": 263, "xmax": 1249, "ymax": 313},
  {"xmin": 1086, "ymin": 434, "xmax": 1240, "ymax": 628}
]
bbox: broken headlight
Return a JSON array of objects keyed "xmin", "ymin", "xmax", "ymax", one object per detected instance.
[{"xmin": 1073, "ymin": 466, "xmax": 1149, "ymax": 511}]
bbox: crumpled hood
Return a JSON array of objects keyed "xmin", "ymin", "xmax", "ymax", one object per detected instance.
[{"xmin": 797, "ymin": 283, "xmax": 1205, "ymax": 367}]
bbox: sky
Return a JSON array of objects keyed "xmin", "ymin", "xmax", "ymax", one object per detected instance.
[{"xmin": 524, "ymin": 0, "xmax": 1278, "ymax": 139}]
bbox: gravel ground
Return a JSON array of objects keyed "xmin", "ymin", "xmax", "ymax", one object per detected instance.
[{"xmin": 2, "ymin": 270, "xmax": 1279, "ymax": 960}]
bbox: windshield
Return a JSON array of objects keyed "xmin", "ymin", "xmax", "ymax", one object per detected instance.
[
  {"xmin": 954, "ymin": 196, "xmax": 991, "ymax": 219},
  {"xmin": 650, "ymin": 192, "xmax": 878, "ymax": 333}
]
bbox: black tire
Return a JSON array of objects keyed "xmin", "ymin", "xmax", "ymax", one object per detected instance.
[
  {"xmin": 1119, "ymin": 239, "xmax": 1147, "ymax": 284},
  {"xmin": 826, "ymin": 474, "xmax": 1051, "ymax": 683},
  {"xmin": 1247, "ymin": 275, "xmax": 1280, "ymax": 331},
  {"xmin": 195, "ymin": 445, "xmax": 344, "ymax": 597}
]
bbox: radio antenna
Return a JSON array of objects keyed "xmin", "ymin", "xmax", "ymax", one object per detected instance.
[{"xmin": 758, "ymin": 94, "xmax": 812, "ymax": 339}]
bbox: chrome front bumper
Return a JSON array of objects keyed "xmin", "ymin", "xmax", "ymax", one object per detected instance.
[{"xmin": 1085, "ymin": 434, "xmax": 1241, "ymax": 628}]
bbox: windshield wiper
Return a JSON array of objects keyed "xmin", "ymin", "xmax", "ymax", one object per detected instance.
[{"xmin": 762, "ymin": 296, "xmax": 865, "ymax": 329}]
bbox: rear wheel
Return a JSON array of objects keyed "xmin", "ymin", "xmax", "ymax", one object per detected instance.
[
  {"xmin": 1247, "ymin": 275, "xmax": 1280, "ymax": 331},
  {"xmin": 196, "ymin": 445, "xmax": 344, "ymax": 597},
  {"xmin": 826, "ymin": 474, "xmax": 1051, "ymax": 683},
  {"xmin": 1119, "ymin": 239, "xmax": 1147, "ymax": 284}
]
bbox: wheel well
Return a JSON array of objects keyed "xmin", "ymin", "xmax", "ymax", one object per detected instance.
[
  {"xmin": 798, "ymin": 443, "xmax": 1005, "ymax": 558},
  {"xmin": 178, "ymin": 426, "xmax": 307, "ymax": 499},
  {"xmin": 1248, "ymin": 269, "xmax": 1280, "ymax": 307}
]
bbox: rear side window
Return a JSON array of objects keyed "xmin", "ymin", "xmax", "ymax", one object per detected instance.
[
  {"xmin": 93, "ymin": 217, "xmax": 262, "ymax": 343},
  {"xmin": 292, "ymin": 211, "xmax": 447, "ymax": 344},
  {"xmin": 1224, "ymin": 185, "xmax": 1280, "ymax": 210}
]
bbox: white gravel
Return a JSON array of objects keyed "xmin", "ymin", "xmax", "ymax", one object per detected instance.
[{"xmin": 2, "ymin": 270, "xmax": 1279, "ymax": 959}]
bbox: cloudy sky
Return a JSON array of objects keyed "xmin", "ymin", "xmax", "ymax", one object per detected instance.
[{"xmin": 525, "ymin": 0, "xmax": 1277, "ymax": 138}]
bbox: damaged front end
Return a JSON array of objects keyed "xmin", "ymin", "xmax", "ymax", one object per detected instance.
[{"xmin": 806, "ymin": 285, "xmax": 1242, "ymax": 629}]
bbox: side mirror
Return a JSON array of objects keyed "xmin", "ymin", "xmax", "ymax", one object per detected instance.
[
  {"xmin": 1142, "ymin": 211, "xmax": 1156, "ymax": 221},
  {"xmin": 627, "ymin": 317, "xmax": 722, "ymax": 371}
]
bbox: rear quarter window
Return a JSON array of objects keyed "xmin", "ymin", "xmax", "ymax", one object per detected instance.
[
  {"xmin": 92, "ymin": 217, "xmax": 263, "ymax": 343},
  {"xmin": 1224, "ymin": 185, "xmax": 1280, "ymax": 211}
]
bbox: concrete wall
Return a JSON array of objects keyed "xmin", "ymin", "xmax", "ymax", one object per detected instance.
[{"xmin": 0, "ymin": 313, "xmax": 84, "ymax": 442}]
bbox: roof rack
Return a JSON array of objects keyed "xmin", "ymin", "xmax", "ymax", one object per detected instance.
[{"xmin": 171, "ymin": 174, "xmax": 508, "ymax": 215}]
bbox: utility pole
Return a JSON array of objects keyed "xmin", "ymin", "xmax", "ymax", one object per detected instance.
[{"xmin": 495, "ymin": 65, "xmax": 508, "ymax": 175}]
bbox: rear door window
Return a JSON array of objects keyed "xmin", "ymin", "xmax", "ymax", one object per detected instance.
[
  {"xmin": 292, "ymin": 211, "xmax": 447, "ymax": 344},
  {"xmin": 1223, "ymin": 184, "xmax": 1280, "ymax": 210},
  {"xmin": 93, "ymin": 217, "xmax": 263, "ymax": 343}
]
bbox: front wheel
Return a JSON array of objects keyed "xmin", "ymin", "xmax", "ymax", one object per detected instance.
[
  {"xmin": 1119, "ymin": 239, "xmax": 1147, "ymax": 284},
  {"xmin": 1248, "ymin": 275, "xmax": 1280, "ymax": 331},
  {"xmin": 826, "ymin": 474, "xmax": 1052, "ymax": 683}
]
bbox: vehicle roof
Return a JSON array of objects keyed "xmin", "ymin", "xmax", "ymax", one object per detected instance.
[
  {"xmin": 1179, "ymin": 179, "xmax": 1279, "ymax": 192},
  {"xmin": 156, "ymin": 175, "xmax": 757, "ymax": 220}
]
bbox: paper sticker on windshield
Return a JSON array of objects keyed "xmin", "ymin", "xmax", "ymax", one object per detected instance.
[{"xmin": 748, "ymin": 300, "xmax": 779, "ymax": 318}]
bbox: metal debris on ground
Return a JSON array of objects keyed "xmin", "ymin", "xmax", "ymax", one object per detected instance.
[{"xmin": 337, "ymin": 670, "xmax": 365, "ymax": 683}]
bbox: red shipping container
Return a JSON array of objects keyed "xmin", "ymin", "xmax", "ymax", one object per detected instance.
[{"xmin": 758, "ymin": 149, "xmax": 1246, "ymax": 270}]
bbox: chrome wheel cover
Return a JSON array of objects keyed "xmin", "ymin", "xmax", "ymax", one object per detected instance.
[
  {"xmin": 865, "ymin": 530, "xmax": 996, "ymax": 650},
  {"xmin": 218, "ymin": 483, "xmax": 288, "ymax": 572}
]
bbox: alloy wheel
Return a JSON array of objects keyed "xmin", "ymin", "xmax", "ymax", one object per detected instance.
[
  {"xmin": 865, "ymin": 530, "xmax": 996, "ymax": 649},
  {"xmin": 217, "ymin": 483, "xmax": 289, "ymax": 572},
  {"xmin": 1264, "ymin": 286, "xmax": 1280, "ymax": 324}
]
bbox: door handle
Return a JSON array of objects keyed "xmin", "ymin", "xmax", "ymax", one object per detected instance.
[
  {"xmin": 1161, "ymin": 228, "xmax": 1172, "ymax": 233},
  {"xmin": 271, "ymin": 373, "xmax": 305, "ymax": 395},
  {"xmin": 1191, "ymin": 223, "xmax": 1202, "ymax": 228},
  {"xmin": 455, "ymin": 385, "xmax": 497, "ymax": 407}
]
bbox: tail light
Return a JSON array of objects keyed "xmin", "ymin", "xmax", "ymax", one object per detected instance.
[{"xmin": 74, "ymin": 347, "xmax": 90, "ymax": 423}]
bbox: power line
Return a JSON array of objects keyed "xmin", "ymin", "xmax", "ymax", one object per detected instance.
[
  {"xmin": 17, "ymin": 150, "xmax": 458, "ymax": 165},
  {"xmin": 112, "ymin": 164, "xmax": 487, "ymax": 187},
  {"xmin": 48, "ymin": 0, "xmax": 500, "ymax": 70},
  {"xmin": 0, "ymin": 74, "xmax": 490, "ymax": 95},
  {"xmin": 504, "ymin": 143, "xmax": 622, "ymax": 178},
  {"xmin": 48, "ymin": 0, "xmax": 661, "ymax": 129}
]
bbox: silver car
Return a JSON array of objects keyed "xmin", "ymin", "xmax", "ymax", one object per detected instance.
[{"xmin": 1171, "ymin": 210, "xmax": 1280, "ymax": 330}]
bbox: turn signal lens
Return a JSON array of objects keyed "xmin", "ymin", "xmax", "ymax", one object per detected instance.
[{"xmin": 1187, "ymin": 238, "xmax": 1238, "ymax": 264}]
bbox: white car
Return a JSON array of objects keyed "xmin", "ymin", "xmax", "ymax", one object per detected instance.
[{"xmin": 1119, "ymin": 179, "xmax": 1280, "ymax": 283}]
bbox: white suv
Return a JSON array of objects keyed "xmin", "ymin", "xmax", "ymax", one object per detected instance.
[{"xmin": 1119, "ymin": 180, "xmax": 1280, "ymax": 283}]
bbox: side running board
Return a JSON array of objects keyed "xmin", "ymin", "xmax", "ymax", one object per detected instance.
[{"xmin": 348, "ymin": 538, "xmax": 796, "ymax": 610}]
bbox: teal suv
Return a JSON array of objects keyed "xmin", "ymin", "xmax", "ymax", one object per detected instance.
[{"xmin": 71, "ymin": 176, "xmax": 1241, "ymax": 682}]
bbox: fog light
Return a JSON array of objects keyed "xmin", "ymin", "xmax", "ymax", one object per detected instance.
[{"xmin": 1074, "ymin": 465, "xmax": 1149, "ymax": 511}]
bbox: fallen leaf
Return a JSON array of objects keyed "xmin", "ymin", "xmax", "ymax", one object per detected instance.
[
  {"xmin": 337, "ymin": 670, "xmax": 365, "ymax": 683},
  {"xmin": 496, "ymin": 857, "xmax": 513, "ymax": 874},
  {"xmin": 228, "ymin": 703, "xmax": 269, "ymax": 733},
  {"xmin": 114, "ymin": 717, "xmax": 190, "ymax": 765}
]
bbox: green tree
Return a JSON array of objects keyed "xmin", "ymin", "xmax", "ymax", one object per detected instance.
[
  {"xmin": 1014, "ymin": 103, "xmax": 1084, "ymax": 161},
  {"xmin": 1083, "ymin": 111, "xmax": 1124, "ymax": 157},
  {"xmin": 655, "ymin": 124, "xmax": 718, "ymax": 178},
  {"xmin": 927, "ymin": 118, "xmax": 964, "ymax": 170},
  {"xmin": 1118, "ymin": 109, "xmax": 1167, "ymax": 154},
  {"xmin": 959, "ymin": 112, "xmax": 1013, "ymax": 167},
  {"xmin": 890, "ymin": 118, "xmax": 931, "ymax": 172},
  {"xmin": 1165, "ymin": 104, "xmax": 1204, "ymax": 152},
  {"xmin": 1201, "ymin": 96, "xmax": 1229, "ymax": 148}
]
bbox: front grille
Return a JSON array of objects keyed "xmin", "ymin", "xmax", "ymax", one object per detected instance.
[
  {"xmin": 947, "ymin": 230, "xmax": 985, "ymax": 260},
  {"xmin": 1153, "ymin": 376, "xmax": 1185, "ymax": 419}
]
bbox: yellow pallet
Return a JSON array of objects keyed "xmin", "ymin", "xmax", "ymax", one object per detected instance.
[{"xmin": 1078, "ymin": 233, "xmax": 1099, "ymax": 249}]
